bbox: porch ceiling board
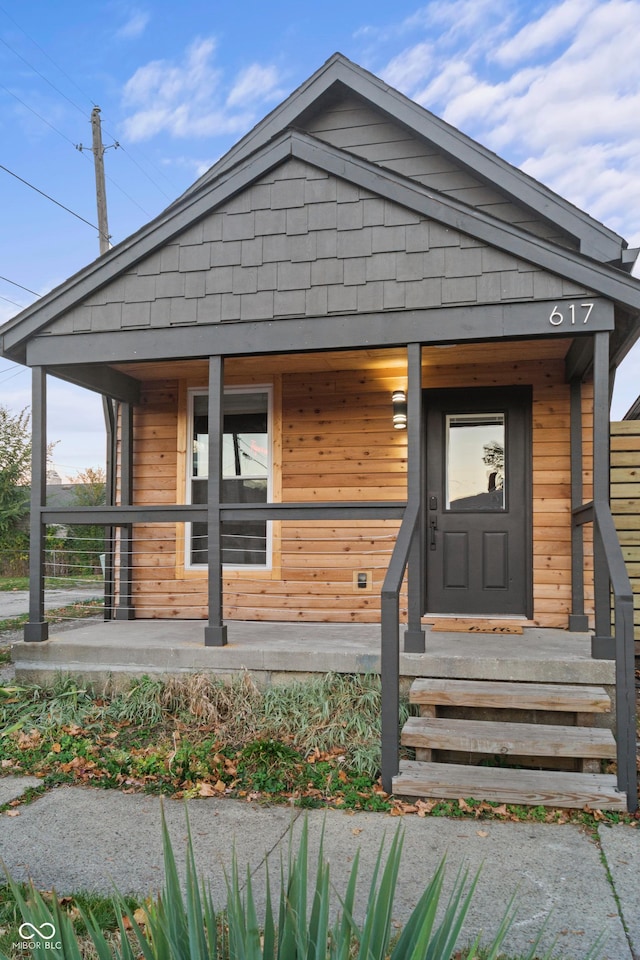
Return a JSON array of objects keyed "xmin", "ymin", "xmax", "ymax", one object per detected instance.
[
  {"xmin": 109, "ymin": 338, "xmax": 572, "ymax": 381},
  {"xmin": 2, "ymin": 127, "xmax": 640, "ymax": 364},
  {"xmin": 25, "ymin": 299, "xmax": 614, "ymax": 367}
]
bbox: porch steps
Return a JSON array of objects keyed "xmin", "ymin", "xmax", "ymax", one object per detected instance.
[
  {"xmin": 393, "ymin": 761, "xmax": 627, "ymax": 810},
  {"xmin": 401, "ymin": 716, "xmax": 617, "ymax": 759},
  {"xmin": 408, "ymin": 678, "xmax": 611, "ymax": 713},
  {"xmin": 393, "ymin": 678, "xmax": 624, "ymax": 810}
]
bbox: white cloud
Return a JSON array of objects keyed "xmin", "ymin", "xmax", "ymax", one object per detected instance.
[
  {"xmin": 116, "ymin": 9, "xmax": 150, "ymax": 39},
  {"xmin": 378, "ymin": 0, "xmax": 640, "ymax": 246},
  {"xmin": 226, "ymin": 64, "xmax": 283, "ymax": 107},
  {"xmin": 121, "ymin": 38, "xmax": 284, "ymax": 142},
  {"xmin": 494, "ymin": 0, "xmax": 597, "ymax": 65}
]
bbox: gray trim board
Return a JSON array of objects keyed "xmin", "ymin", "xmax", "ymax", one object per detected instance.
[
  {"xmin": 25, "ymin": 299, "xmax": 615, "ymax": 367},
  {"xmin": 25, "ymin": 367, "xmax": 48, "ymax": 643},
  {"xmin": 49, "ymin": 364, "xmax": 140, "ymax": 404}
]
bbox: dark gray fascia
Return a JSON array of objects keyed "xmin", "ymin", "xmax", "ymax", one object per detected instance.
[{"xmin": 623, "ymin": 395, "xmax": 640, "ymax": 419}]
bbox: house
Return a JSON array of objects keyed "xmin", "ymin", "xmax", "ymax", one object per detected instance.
[{"xmin": 1, "ymin": 54, "xmax": 637, "ymax": 811}]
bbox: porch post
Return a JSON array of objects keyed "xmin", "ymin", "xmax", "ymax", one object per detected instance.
[
  {"xmin": 114, "ymin": 402, "xmax": 135, "ymax": 620},
  {"xmin": 102, "ymin": 397, "xmax": 116, "ymax": 621},
  {"xmin": 591, "ymin": 331, "xmax": 613, "ymax": 659},
  {"xmin": 204, "ymin": 355, "xmax": 227, "ymax": 646},
  {"xmin": 24, "ymin": 366, "xmax": 48, "ymax": 642},
  {"xmin": 404, "ymin": 342, "xmax": 425, "ymax": 652},
  {"xmin": 569, "ymin": 379, "xmax": 588, "ymax": 631}
]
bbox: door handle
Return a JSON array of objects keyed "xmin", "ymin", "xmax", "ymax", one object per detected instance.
[{"xmin": 429, "ymin": 514, "xmax": 437, "ymax": 549}]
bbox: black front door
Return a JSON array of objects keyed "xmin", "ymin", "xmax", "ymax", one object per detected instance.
[{"xmin": 425, "ymin": 387, "xmax": 531, "ymax": 617}]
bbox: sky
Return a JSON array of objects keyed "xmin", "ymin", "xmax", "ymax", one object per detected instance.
[{"xmin": 1, "ymin": 0, "xmax": 640, "ymax": 478}]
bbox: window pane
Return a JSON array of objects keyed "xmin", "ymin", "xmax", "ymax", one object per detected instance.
[
  {"xmin": 446, "ymin": 413, "xmax": 505, "ymax": 511},
  {"xmin": 190, "ymin": 392, "xmax": 269, "ymax": 566}
]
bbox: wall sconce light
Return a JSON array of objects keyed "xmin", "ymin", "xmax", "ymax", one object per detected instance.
[{"xmin": 392, "ymin": 389, "xmax": 407, "ymax": 429}]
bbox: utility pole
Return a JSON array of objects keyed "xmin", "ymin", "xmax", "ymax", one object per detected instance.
[
  {"xmin": 77, "ymin": 107, "xmax": 117, "ymax": 255},
  {"xmin": 91, "ymin": 107, "xmax": 110, "ymax": 255}
]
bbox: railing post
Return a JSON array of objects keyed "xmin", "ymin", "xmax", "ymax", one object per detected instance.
[
  {"xmin": 25, "ymin": 366, "xmax": 48, "ymax": 642},
  {"xmin": 614, "ymin": 596, "xmax": 637, "ymax": 810},
  {"xmin": 380, "ymin": 591, "xmax": 400, "ymax": 793},
  {"xmin": 405, "ymin": 342, "xmax": 425, "ymax": 652},
  {"xmin": 591, "ymin": 332, "xmax": 613, "ymax": 658},
  {"xmin": 205, "ymin": 356, "xmax": 227, "ymax": 646},
  {"xmin": 569, "ymin": 379, "xmax": 588, "ymax": 631}
]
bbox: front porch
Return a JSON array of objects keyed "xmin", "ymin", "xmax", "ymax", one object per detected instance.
[{"xmin": 11, "ymin": 619, "xmax": 614, "ymax": 688}]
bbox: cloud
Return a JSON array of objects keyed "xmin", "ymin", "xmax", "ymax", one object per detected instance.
[
  {"xmin": 377, "ymin": 0, "xmax": 640, "ymax": 245},
  {"xmin": 121, "ymin": 38, "xmax": 284, "ymax": 142},
  {"xmin": 116, "ymin": 9, "xmax": 150, "ymax": 39},
  {"xmin": 226, "ymin": 64, "xmax": 283, "ymax": 107}
]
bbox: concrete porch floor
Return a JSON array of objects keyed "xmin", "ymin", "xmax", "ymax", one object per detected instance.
[{"xmin": 11, "ymin": 619, "xmax": 615, "ymax": 687}]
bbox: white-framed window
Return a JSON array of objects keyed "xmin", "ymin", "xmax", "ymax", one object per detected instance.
[{"xmin": 187, "ymin": 386, "xmax": 272, "ymax": 569}]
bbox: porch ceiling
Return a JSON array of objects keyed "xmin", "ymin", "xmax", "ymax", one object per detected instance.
[{"xmin": 110, "ymin": 338, "xmax": 573, "ymax": 380}]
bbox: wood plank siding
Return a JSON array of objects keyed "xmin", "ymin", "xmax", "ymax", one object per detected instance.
[
  {"xmin": 126, "ymin": 343, "xmax": 593, "ymax": 629},
  {"xmin": 610, "ymin": 420, "xmax": 640, "ymax": 643}
]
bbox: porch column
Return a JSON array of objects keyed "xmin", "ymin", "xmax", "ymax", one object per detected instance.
[
  {"xmin": 204, "ymin": 355, "xmax": 227, "ymax": 646},
  {"xmin": 404, "ymin": 342, "xmax": 425, "ymax": 652},
  {"xmin": 591, "ymin": 331, "xmax": 613, "ymax": 659},
  {"xmin": 25, "ymin": 366, "xmax": 48, "ymax": 642},
  {"xmin": 114, "ymin": 402, "xmax": 135, "ymax": 620},
  {"xmin": 102, "ymin": 397, "xmax": 116, "ymax": 621},
  {"xmin": 569, "ymin": 379, "xmax": 588, "ymax": 631}
]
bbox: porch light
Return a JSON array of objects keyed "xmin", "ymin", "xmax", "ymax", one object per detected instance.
[{"xmin": 392, "ymin": 389, "xmax": 407, "ymax": 429}]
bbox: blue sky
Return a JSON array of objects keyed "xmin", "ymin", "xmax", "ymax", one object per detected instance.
[{"xmin": 1, "ymin": 0, "xmax": 639, "ymax": 476}]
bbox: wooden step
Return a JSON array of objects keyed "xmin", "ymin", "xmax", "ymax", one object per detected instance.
[
  {"xmin": 393, "ymin": 760, "xmax": 627, "ymax": 810},
  {"xmin": 401, "ymin": 716, "xmax": 617, "ymax": 758},
  {"xmin": 409, "ymin": 679, "xmax": 611, "ymax": 713}
]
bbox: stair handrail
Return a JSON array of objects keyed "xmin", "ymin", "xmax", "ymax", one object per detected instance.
[
  {"xmin": 380, "ymin": 496, "xmax": 421, "ymax": 793},
  {"xmin": 574, "ymin": 498, "xmax": 637, "ymax": 812}
]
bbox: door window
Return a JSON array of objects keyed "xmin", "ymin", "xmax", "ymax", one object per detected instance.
[{"xmin": 445, "ymin": 413, "xmax": 505, "ymax": 511}]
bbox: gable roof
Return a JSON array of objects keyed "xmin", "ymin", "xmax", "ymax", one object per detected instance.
[
  {"xmin": 181, "ymin": 53, "xmax": 630, "ymax": 266},
  {"xmin": 1, "ymin": 54, "xmax": 639, "ymax": 367}
]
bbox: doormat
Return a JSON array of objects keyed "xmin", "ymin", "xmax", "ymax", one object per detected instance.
[{"xmin": 430, "ymin": 619, "xmax": 523, "ymax": 635}]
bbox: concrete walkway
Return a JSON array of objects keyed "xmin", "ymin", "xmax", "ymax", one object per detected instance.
[
  {"xmin": 0, "ymin": 778, "xmax": 638, "ymax": 959},
  {"xmin": 0, "ymin": 587, "xmax": 101, "ymax": 619}
]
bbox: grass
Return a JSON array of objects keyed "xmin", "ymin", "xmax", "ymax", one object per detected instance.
[
  {"xmin": 1, "ymin": 671, "xmax": 638, "ymax": 826},
  {"xmin": 0, "ymin": 576, "xmax": 103, "ymax": 592},
  {"xmin": 0, "ymin": 881, "xmax": 141, "ymax": 957}
]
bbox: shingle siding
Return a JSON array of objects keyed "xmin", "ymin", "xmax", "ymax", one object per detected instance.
[
  {"xmin": 305, "ymin": 94, "xmax": 577, "ymax": 249},
  {"xmin": 51, "ymin": 158, "xmax": 592, "ymax": 336}
]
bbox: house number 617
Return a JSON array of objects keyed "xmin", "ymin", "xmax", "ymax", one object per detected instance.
[{"xmin": 549, "ymin": 302, "xmax": 594, "ymax": 326}]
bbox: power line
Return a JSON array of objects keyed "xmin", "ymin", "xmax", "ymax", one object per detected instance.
[
  {"xmin": 0, "ymin": 163, "xmax": 99, "ymax": 232},
  {"xmin": 0, "ymin": 4, "xmax": 96, "ymax": 108},
  {"xmin": 0, "ymin": 275, "xmax": 39, "ymax": 296},
  {"xmin": 0, "ymin": 34, "xmax": 87, "ymax": 119},
  {"xmin": 0, "ymin": 293, "xmax": 24, "ymax": 308},
  {"xmin": 0, "ymin": 7, "xmax": 179, "ymax": 201},
  {"xmin": 0, "ymin": 81, "xmax": 80, "ymax": 149}
]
